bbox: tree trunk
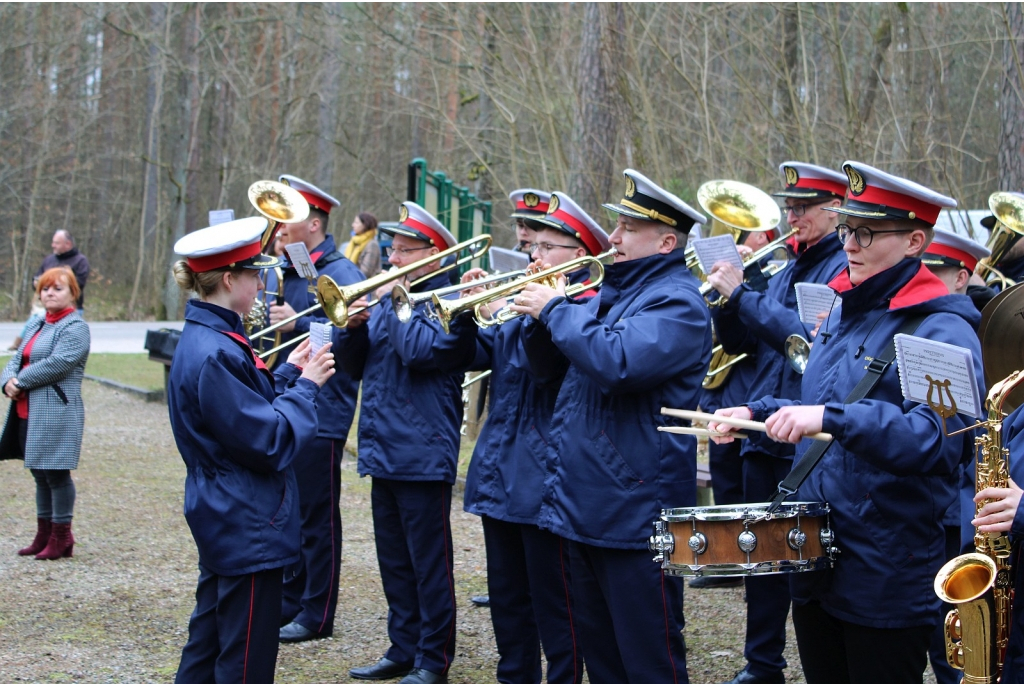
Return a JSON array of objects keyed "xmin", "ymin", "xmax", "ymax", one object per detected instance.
[{"xmin": 1000, "ymin": 2, "xmax": 1024, "ymax": 190}]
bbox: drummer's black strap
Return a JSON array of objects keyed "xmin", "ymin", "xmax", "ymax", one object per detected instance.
[{"xmin": 766, "ymin": 312, "xmax": 928, "ymax": 515}]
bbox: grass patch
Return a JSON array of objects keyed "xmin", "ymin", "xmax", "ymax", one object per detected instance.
[{"xmin": 85, "ymin": 353, "xmax": 166, "ymax": 391}]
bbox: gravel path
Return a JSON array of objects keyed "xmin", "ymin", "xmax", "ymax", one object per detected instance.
[{"xmin": 0, "ymin": 382, "xmax": 812, "ymax": 683}]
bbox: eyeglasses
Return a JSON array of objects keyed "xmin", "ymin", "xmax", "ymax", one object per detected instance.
[
  {"xmin": 835, "ymin": 224, "xmax": 912, "ymax": 249},
  {"xmin": 530, "ymin": 242, "xmax": 579, "ymax": 255},
  {"xmin": 385, "ymin": 245, "xmax": 432, "ymax": 257},
  {"xmin": 784, "ymin": 202, "xmax": 825, "ymax": 217}
]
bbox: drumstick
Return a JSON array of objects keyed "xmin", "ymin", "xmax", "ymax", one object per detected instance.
[
  {"xmin": 658, "ymin": 426, "xmax": 748, "ymax": 440},
  {"xmin": 661, "ymin": 407, "xmax": 833, "ymax": 442}
]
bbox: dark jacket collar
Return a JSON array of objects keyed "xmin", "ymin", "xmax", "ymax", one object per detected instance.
[
  {"xmin": 55, "ymin": 248, "xmax": 79, "ymax": 260},
  {"xmin": 795, "ymin": 231, "xmax": 843, "ymax": 263},
  {"xmin": 602, "ymin": 248, "xmax": 690, "ymax": 292},
  {"xmin": 411, "ymin": 268, "xmax": 455, "ymax": 294},
  {"xmin": 185, "ymin": 299, "xmax": 246, "ymax": 336}
]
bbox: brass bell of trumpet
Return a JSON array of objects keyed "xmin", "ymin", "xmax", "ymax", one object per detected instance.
[
  {"xmin": 785, "ymin": 334, "xmax": 811, "ymax": 375},
  {"xmin": 975, "ymin": 191, "xmax": 1024, "ymax": 290}
]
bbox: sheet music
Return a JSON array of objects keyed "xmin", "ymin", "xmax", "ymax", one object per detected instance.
[
  {"xmin": 690, "ymin": 234, "xmax": 743, "ymax": 274},
  {"xmin": 489, "ymin": 246, "xmax": 530, "ymax": 274},
  {"xmin": 284, "ymin": 243, "xmax": 319, "ymax": 281},
  {"xmin": 307, "ymin": 322, "xmax": 333, "ymax": 361},
  {"xmin": 794, "ymin": 282, "xmax": 839, "ymax": 325},
  {"xmin": 894, "ymin": 334, "xmax": 982, "ymax": 418},
  {"xmin": 208, "ymin": 209, "xmax": 235, "ymax": 226}
]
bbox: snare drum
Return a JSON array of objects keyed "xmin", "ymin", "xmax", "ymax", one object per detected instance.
[{"xmin": 649, "ymin": 501, "xmax": 835, "ymax": 577}]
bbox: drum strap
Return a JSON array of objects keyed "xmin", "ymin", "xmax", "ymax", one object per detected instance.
[{"xmin": 766, "ymin": 312, "xmax": 928, "ymax": 515}]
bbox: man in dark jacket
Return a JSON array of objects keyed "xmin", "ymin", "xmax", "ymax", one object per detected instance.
[
  {"xmin": 510, "ymin": 169, "xmax": 712, "ymax": 683},
  {"xmin": 339, "ymin": 202, "xmax": 466, "ymax": 685},
  {"xmin": 704, "ymin": 162, "xmax": 849, "ymax": 684},
  {"xmin": 36, "ymin": 230, "xmax": 89, "ymax": 311},
  {"xmin": 265, "ymin": 175, "xmax": 365, "ymax": 644},
  {"xmin": 712, "ymin": 162, "xmax": 983, "ymax": 683}
]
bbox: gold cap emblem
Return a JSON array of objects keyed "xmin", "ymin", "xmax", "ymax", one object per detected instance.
[
  {"xmin": 625, "ymin": 175, "xmax": 636, "ymax": 198},
  {"xmin": 548, "ymin": 194, "xmax": 560, "ymax": 214},
  {"xmin": 845, "ymin": 165, "xmax": 866, "ymax": 196},
  {"xmin": 784, "ymin": 166, "xmax": 798, "ymax": 187},
  {"xmin": 524, "ymin": 193, "xmax": 539, "ymax": 208},
  {"xmin": 399, "ymin": 204, "xmax": 409, "ymax": 223}
]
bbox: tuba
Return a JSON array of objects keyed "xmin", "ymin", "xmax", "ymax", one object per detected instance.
[
  {"xmin": 975, "ymin": 191, "xmax": 1024, "ymax": 290},
  {"xmin": 933, "ymin": 369, "xmax": 1024, "ymax": 683},
  {"xmin": 243, "ymin": 180, "xmax": 310, "ymax": 366},
  {"xmin": 695, "ymin": 181, "xmax": 784, "ymax": 390}
]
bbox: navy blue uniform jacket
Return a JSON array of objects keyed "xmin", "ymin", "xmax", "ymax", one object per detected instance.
[
  {"xmin": 461, "ymin": 270, "xmax": 593, "ymax": 525},
  {"xmin": 521, "ymin": 249, "xmax": 712, "ymax": 550},
  {"xmin": 713, "ymin": 233, "xmax": 848, "ymax": 459},
  {"xmin": 333, "ymin": 270, "xmax": 466, "ymax": 483},
  {"xmin": 996, "ymin": 407, "xmax": 1024, "ymax": 681},
  {"xmin": 168, "ymin": 300, "xmax": 321, "ymax": 576},
  {"xmin": 748, "ymin": 258, "xmax": 982, "ymax": 629},
  {"xmin": 266, "ymin": 235, "xmax": 364, "ymax": 439}
]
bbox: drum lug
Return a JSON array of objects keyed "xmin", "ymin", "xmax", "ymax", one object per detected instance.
[
  {"xmin": 787, "ymin": 527, "xmax": 807, "ymax": 550},
  {"xmin": 687, "ymin": 531, "xmax": 707, "ymax": 555},
  {"xmin": 819, "ymin": 527, "xmax": 838, "ymax": 557},
  {"xmin": 649, "ymin": 520, "xmax": 675, "ymax": 563},
  {"xmin": 737, "ymin": 529, "xmax": 757, "ymax": 553}
]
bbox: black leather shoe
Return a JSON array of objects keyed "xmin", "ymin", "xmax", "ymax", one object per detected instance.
[
  {"xmin": 399, "ymin": 668, "xmax": 447, "ymax": 684},
  {"xmin": 689, "ymin": 575, "xmax": 743, "ymax": 589},
  {"xmin": 279, "ymin": 621, "xmax": 330, "ymax": 643},
  {"xmin": 728, "ymin": 666, "xmax": 784, "ymax": 684},
  {"xmin": 469, "ymin": 595, "xmax": 490, "ymax": 607},
  {"xmin": 349, "ymin": 658, "xmax": 414, "ymax": 681}
]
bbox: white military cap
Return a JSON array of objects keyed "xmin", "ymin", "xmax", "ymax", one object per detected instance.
[
  {"xmin": 536, "ymin": 191, "xmax": 612, "ymax": 256},
  {"xmin": 603, "ymin": 168, "xmax": 707, "ymax": 232},
  {"xmin": 279, "ymin": 174, "xmax": 340, "ymax": 214},
  {"xmin": 379, "ymin": 201, "xmax": 457, "ymax": 250},
  {"xmin": 774, "ymin": 161, "xmax": 848, "ymax": 200},
  {"xmin": 509, "ymin": 189, "xmax": 552, "ymax": 220},
  {"xmin": 922, "ymin": 228, "xmax": 990, "ymax": 272},
  {"xmin": 829, "ymin": 161, "xmax": 957, "ymax": 226},
  {"xmin": 174, "ymin": 216, "xmax": 282, "ymax": 272}
]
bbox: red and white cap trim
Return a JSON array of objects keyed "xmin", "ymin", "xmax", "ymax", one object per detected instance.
[{"xmin": 279, "ymin": 174, "xmax": 340, "ymax": 214}]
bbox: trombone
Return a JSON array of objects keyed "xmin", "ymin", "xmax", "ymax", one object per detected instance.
[
  {"xmin": 250, "ymin": 235, "xmax": 492, "ymax": 357},
  {"xmin": 392, "ymin": 269, "xmax": 528, "ymax": 324},
  {"xmin": 430, "ymin": 249, "xmax": 616, "ymax": 333}
]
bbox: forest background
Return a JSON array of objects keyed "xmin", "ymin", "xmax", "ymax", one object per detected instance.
[{"xmin": 2, "ymin": 2, "xmax": 1024, "ymax": 321}]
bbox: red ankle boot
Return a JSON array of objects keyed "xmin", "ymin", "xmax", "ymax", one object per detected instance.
[
  {"xmin": 35, "ymin": 522, "xmax": 74, "ymax": 560},
  {"xmin": 18, "ymin": 518, "xmax": 52, "ymax": 556}
]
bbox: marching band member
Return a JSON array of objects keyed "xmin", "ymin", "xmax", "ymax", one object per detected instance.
[
  {"xmin": 711, "ymin": 162, "xmax": 983, "ymax": 683},
  {"xmin": 704, "ymin": 162, "xmax": 849, "ymax": 684},
  {"xmin": 509, "ymin": 169, "xmax": 711, "ymax": 683},
  {"xmin": 168, "ymin": 217, "xmax": 335, "ymax": 683},
  {"xmin": 338, "ymin": 203, "xmax": 466, "ymax": 685},
  {"xmin": 265, "ymin": 175, "xmax": 365, "ymax": 644},
  {"xmin": 511, "ymin": 188, "xmax": 548, "ymax": 253},
  {"xmin": 457, "ymin": 190, "xmax": 610, "ymax": 683}
]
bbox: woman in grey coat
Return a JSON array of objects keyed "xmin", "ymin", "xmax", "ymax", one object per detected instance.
[{"xmin": 1, "ymin": 267, "xmax": 90, "ymax": 560}]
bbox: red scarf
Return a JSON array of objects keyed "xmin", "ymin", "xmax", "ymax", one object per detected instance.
[{"xmin": 16, "ymin": 307, "xmax": 76, "ymax": 419}]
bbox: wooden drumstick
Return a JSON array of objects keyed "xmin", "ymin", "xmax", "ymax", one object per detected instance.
[
  {"xmin": 658, "ymin": 426, "xmax": 749, "ymax": 440},
  {"xmin": 660, "ymin": 407, "xmax": 833, "ymax": 442}
]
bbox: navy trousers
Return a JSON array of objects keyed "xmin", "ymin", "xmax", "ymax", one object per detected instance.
[
  {"xmin": 176, "ymin": 565, "xmax": 284, "ymax": 684},
  {"xmin": 741, "ymin": 451, "xmax": 793, "ymax": 678},
  {"xmin": 482, "ymin": 516, "xmax": 583, "ymax": 684},
  {"xmin": 281, "ymin": 437, "xmax": 343, "ymax": 635},
  {"xmin": 371, "ymin": 478, "xmax": 457, "ymax": 675},
  {"xmin": 708, "ymin": 438, "xmax": 745, "ymax": 506},
  {"xmin": 567, "ymin": 541, "xmax": 688, "ymax": 684}
]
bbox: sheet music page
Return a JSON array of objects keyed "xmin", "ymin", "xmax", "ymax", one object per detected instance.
[
  {"xmin": 208, "ymin": 209, "xmax": 235, "ymax": 226},
  {"xmin": 894, "ymin": 334, "xmax": 982, "ymax": 418},
  {"xmin": 794, "ymin": 282, "xmax": 839, "ymax": 325},
  {"xmin": 284, "ymin": 243, "xmax": 319, "ymax": 281},
  {"xmin": 488, "ymin": 246, "xmax": 530, "ymax": 274},
  {"xmin": 690, "ymin": 234, "xmax": 743, "ymax": 274},
  {"xmin": 307, "ymin": 322, "xmax": 333, "ymax": 361}
]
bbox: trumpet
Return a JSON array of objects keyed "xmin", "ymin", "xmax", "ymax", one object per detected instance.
[
  {"xmin": 431, "ymin": 249, "xmax": 617, "ymax": 333},
  {"xmin": 392, "ymin": 269, "xmax": 528, "ymax": 324}
]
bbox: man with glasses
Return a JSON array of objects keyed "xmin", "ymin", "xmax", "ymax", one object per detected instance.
[
  {"xmin": 711, "ymin": 162, "xmax": 983, "ymax": 683},
  {"xmin": 704, "ymin": 162, "xmax": 849, "ymax": 684},
  {"xmin": 339, "ymin": 202, "xmax": 466, "ymax": 685},
  {"xmin": 509, "ymin": 169, "xmax": 711, "ymax": 683},
  {"xmin": 264, "ymin": 175, "xmax": 366, "ymax": 645},
  {"xmin": 455, "ymin": 191, "xmax": 609, "ymax": 684}
]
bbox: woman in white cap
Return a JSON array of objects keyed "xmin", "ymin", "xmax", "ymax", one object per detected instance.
[{"xmin": 167, "ymin": 216, "xmax": 335, "ymax": 684}]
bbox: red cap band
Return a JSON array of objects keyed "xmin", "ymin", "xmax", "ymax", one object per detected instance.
[
  {"xmin": 516, "ymin": 199, "xmax": 550, "ymax": 214},
  {"xmin": 854, "ymin": 186, "xmax": 941, "ymax": 225},
  {"xmin": 794, "ymin": 177, "xmax": 846, "ymax": 198},
  {"xmin": 927, "ymin": 243, "xmax": 979, "ymax": 272},
  {"xmin": 548, "ymin": 208, "xmax": 601, "ymax": 256},
  {"xmin": 402, "ymin": 217, "xmax": 451, "ymax": 250},
  {"xmin": 186, "ymin": 240, "xmax": 262, "ymax": 272},
  {"xmin": 298, "ymin": 190, "xmax": 333, "ymax": 214}
]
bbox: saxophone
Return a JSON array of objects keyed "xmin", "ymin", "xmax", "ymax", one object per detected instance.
[{"xmin": 933, "ymin": 369, "xmax": 1024, "ymax": 684}]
